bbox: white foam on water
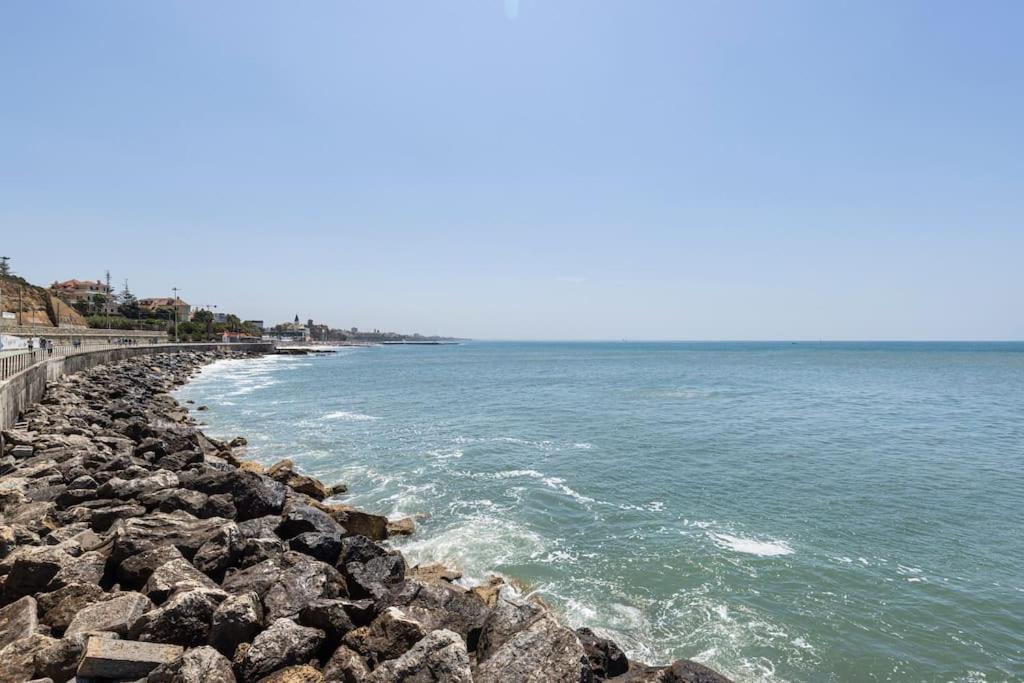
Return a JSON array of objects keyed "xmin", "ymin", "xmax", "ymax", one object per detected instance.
[
  {"xmin": 542, "ymin": 476, "xmax": 597, "ymax": 504},
  {"xmin": 393, "ymin": 514, "xmax": 546, "ymax": 581},
  {"xmin": 490, "ymin": 469, "xmax": 543, "ymax": 479},
  {"xmin": 320, "ymin": 410, "xmax": 380, "ymax": 422},
  {"xmin": 573, "ymin": 442, "xmax": 594, "ymax": 449},
  {"xmin": 711, "ymin": 533, "xmax": 794, "ymax": 557}
]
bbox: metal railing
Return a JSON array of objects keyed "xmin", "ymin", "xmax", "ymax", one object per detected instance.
[{"xmin": 0, "ymin": 340, "xmax": 163, "ymax": 383}]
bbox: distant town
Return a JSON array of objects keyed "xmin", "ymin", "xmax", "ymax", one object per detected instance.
[{"xmin": 0, "ymin": 257, "xmax": 459, "ymax": 347}]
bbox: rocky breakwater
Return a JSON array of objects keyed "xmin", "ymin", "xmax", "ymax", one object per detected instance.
[{"xmin": 0, "ymin": 351, "xmax": 732, "ymax": 683}]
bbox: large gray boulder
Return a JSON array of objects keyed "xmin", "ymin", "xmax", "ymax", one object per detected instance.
[
  {"xmin": 608, "ymin": 660, "xmax": 735, "ymax": 682},
  {"xmin": 65, "ymin": 591, "xmax": 155, "ymax": 637},
  {"xmin": 77, "ymin": 636, "xmax": 184, "ymax": 679},
  {"xmin": 147, "ymin": 644, "xmax": 236, "ymax": 682},
  {"xmin": 208, "ymin": 591, "xmax": 264, "ymax": 657},
  {"xmin": 118, "ymin": 545, "xmax": 186, "ymax": 588},
  {"xmin": 144, "ymin": 558, "xmax": 221, "ymax": 602},
  {"xmin": 0, "ymin": 596, "xmax": 38, "ymax": 649},
  {"xmin": 222, "ymin": 551, "xmax": 344, "ymax": 621},
  {"xmin": 234, "ymin": 618, "xmax": 325, "ymax": 683},
  {"xmin": 385, "ymin": 579, "xmax": 491, "ymax": 650},
  {"xmin": 129, "ymin": 588, "xmax": 226, "ymax": 646},
  {"xmin": 110, "ymin": 511, "xmax": 232, "ymax": 564},
  {"xmin": 39, "ymin": 583, "xmax": 106, "ymax": 633},
  {"xmin": 367, "ymin": 628, "xmax": 472, "ymax": 682},
  {"xmin": 335, "ymin": 535, "xmax": 405, "ymax": 601},
  {"xmin": 473, "ymin": 589, "xmax": 589, "ymax": 683}
]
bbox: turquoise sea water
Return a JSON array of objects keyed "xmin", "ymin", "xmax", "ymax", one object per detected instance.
[{"xmin": 175, "ymin": 342, "xmax": 1024, "ymax": 682}]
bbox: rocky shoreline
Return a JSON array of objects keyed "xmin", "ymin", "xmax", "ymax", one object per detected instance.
[{"xmin": 0, "ymin": 351, "xmax": 732, "ymax": 683}]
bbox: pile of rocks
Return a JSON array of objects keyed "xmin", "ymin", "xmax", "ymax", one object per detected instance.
[{"xmin": 0, "ymin": 351, "xmax": 731, "ymax": 682}]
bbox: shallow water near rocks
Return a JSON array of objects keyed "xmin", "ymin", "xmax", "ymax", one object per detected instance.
[{"xmin": 175, "ymin": 341, "xmax": 1024, "ymax": 682}]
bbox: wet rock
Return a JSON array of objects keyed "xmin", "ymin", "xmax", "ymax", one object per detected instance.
[
  {"xmin": 578, "ymin": 627, "xmax": 629, "ymax": 679},
  {"xmin": 77, "ymin": 636, "xmax": 184, "ymax": 679},
  {"xmin": 610, "ymin": 660, "xmax": 734, "ymax": 683},
  {"xmin": 474, "ymin": 588, "xmax": 588, "ymax": 683},
  {"xmin": 336, "ymin": 535, "xmax": 406, "ymax": 601},
  {"xmin": 144, "ymin": 558, "xmax": 222, "ymax": 602},
  {"xmin": 65, "ymin": 591, "xmax": 155, "ymax": 637},
  {"xmin": 366, "ymin": 628, "xmax": 472, "ymax": 683},
  {"xmin": 208, "ymin": 591, "xmax": 264, "ymax": 657},
  {"xmin": 235, "ymin": 618, "xmax": 324, "ymax": 683},
  {"xmin": 322, "ymin": 644, "xmax": 371, "ymax": 683},
  {"xmin": 0, "ymin": 595, "xmax": 38, "ymax": 650},
  {"xmin": 118, "ymin": 545, "xmax": 186, "ymax": 588},
  {"xmin": 386, "ymin": 516, "xmax": 416, "ymax": 537},
  {"xmin": 147, "ymin": 644, "xmax": 236, "ymax": 682}
]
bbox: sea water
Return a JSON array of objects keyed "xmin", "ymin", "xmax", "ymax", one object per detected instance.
[{"xmin": 174, "ymin": 342, "xmax": 1024, "ymax": 682}]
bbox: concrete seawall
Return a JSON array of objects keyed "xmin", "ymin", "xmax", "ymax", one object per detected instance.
[{"xmin": 0, "ymin": 342, "xmax": 273, "ymax": 431}]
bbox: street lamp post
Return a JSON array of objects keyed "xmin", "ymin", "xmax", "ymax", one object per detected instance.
[{"xmin": 172, "ymin": 287, "xmax": 180, "ymax": 343}]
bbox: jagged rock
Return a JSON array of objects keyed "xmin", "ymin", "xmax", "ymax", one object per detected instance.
[
  {"xmin": 235, "ymin": 618, "xmax": 325, "ymax": 683},
  {"xmin": 578, "ymin": 627, "xmax": 629, "ymax": 679},
  {"xmin": 222, "ymin": 551, "xmax": 345, "ymax": 621},
  {"xmin": 97, "ymin": 470, "xmax": 180, "ymax": 500},
  {"xmin": 3, "ymin": 545, "xmax": 104, "ymax": 600},
  {"xmin": 39, "ymin": 583, "xmax": 106, "ymax": 633},
  {"xmin": 474, "ymin": 588, "xmax": 588, "ymax": 683},
  {"xmin": 386, "ymin": 516, "xmax": 416, "ymax": 537},
  {"xmin": 65, "ymin": 591, "xmax": 155, "ymax": 637},
  {"xmin": 147, "ymin": 644, "xmax": 236, "ymax": 682},
  {"xmin": 192, "ymin": 522, "xmax": 244, "ymax": 574},
  {"xmin": 322, "ymin": 644, "xmax": 371, "ymax": 682},
  {"xmin": 89, "ymin": 501, "xmax": 149, "ymax": 531},
  {"xmin": 336, "ymin": 535, "xmax": 405, "ymax": 600},
  {"xmin": 110, "ymin": 511, "xmax": 231, "ymax": 564},
  {"xmin": 354, "ymin": 607, "xmax": 428, "ymax": 665},
  {"xmin": 409, "ymin": 562, "xmax": 462, "ymax": 585},
  {"xmin": 32, "ymin": 633, "xmax": 87, "ymax": 682},
  {"xmin": 277, "ymin": 504, "xmax": 344, "ymax": 539},
  {"xmin": 323, "ymin": 506, "xmax": 388, "ymax": 541},
  {"xmin": 0, "ymin": 633, "xmax": 55, "ymax": 681},
  {"xmin": 118, "ymin": 545, "xmax": 186, "ymax": 587},
  {"xmin": 77, "ymin": 636, "xmax": 184, "ymax": 679},
  {"xmin": 267, "ymin": 460, "xmax": 331, "ymax": 500},
  {"xmin": 0, "ymin": 595, "xmax": 38, "ymax": 650},
  {"xmin": 129, "ymin": 588, "xmax": 226, "ymax": 646},
  {"xmin": 179, "ymin": 469, "xmax": 285, "ymax": 521},
  {"xmin": 289, "ymin": 530, "xmax": 343, "ymax": 563},
  {"xmin": 139, "ymin": 487, "xmax": 210, "ymax": 516},
  {"xmin": 366, "ymin": 628, "xmax": 472, "ymax": 683},
  {"xmin": 298, "ymin": 598, "xmax": 357, "ymax": 639},
  {"xmin": 208, "ymin": 591, "xmax": 264, "ymax": 657},
  {"xmin": 385, "ymin": 579, "xmax": 491, "ymax": 650},
  {"xmin": 258, "ymin": 664, "xmax": 325, "ymax": 683},
  {"xmin": 144, "ymin": 558, "xmax": 221, "ymax": 602}
]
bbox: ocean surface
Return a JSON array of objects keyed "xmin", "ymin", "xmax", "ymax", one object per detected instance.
[{"xmin": 174, "ymin": 342, "xmax": 1024, "ymax": 682}]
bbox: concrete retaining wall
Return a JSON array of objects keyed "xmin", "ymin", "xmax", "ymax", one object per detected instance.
[{"xmin": 0, "ymin": 343, "xmax": 273, "ymax": 431}]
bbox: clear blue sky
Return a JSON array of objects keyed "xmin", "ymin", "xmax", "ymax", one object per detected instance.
[{"xmin": 2, "ymin": 1, "xmax": 1021, "ymax": 340}]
